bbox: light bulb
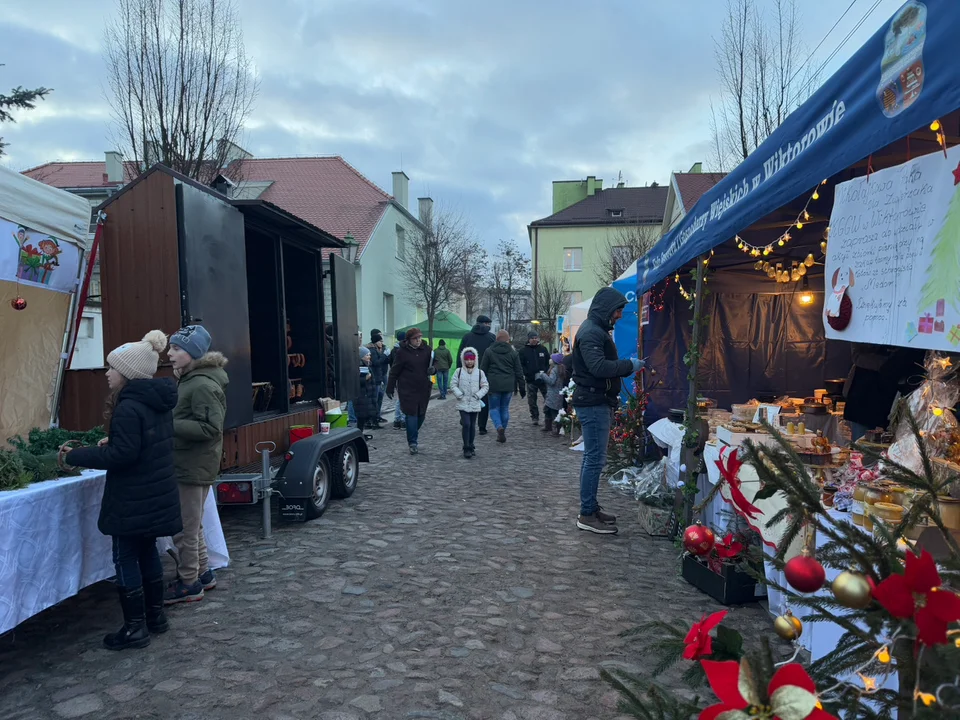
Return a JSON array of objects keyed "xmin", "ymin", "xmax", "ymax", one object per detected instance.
[
  {"xmin": 812, "ymin": 191, "xmax": 820, "ymax": 200},
  {"xmin": 778, "ymin": 239, "xmax": 785, "ymax": 246},
  {"xmin": 877, "ymin": 647, "xmax": 891, "ymax": 664},
  {"xmin": 796, "ymin": 221, "xmax": 804, "ymax": 230},
  {"xmin": 798, "ymin": 264, "xmax": 807, "ymax": 276},
  {"xmin": 931, "ymin": 120, "xmax": 941, "ymax": 132},
  {"xmin": 820, "ymin": 241, "xmax": 827, "ymax": 253},
  {"xmin": 799, "ymin": 292, "xmax": 814, "ymax": 306},
  {"xmin": 805, "ymin": 254, "xmax": 815, "ymax": 267}
]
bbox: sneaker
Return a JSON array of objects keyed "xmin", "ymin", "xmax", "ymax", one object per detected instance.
[
  {"xmin": 409, "ymin": 444, "xmax": 418, "ymax": 455},
  {"xmin": 496, "ymin": 428, "xmax": 506, "ymax": 443},
  {"xmin": 467, "ymin": 449, "xmax": 475, "ymax": 458},
  {"xmin": 163, "ymin": 579, "xmax": 205, "ymax": 605},
  {"xmin": 199, "ymin": 569, "xmax": 217, "ymax": 591},
  {"xmin": 532, "ymin": 418, "xmax": 539, "ymax": 425},
  {"xmin": 393, "ymin": 420, "xmax": 403, "ymax": 429},
  {"xmin": 463, "ymin": 450, "xmax": 471, "ymax": 459},
  {"xmin": 378, "ymin": 417, "xmax": 388, "ymax": 423},
  {"xmin": 577, "ymin": 514, "xmax": 618, "ymax": 535},
  {"xmin": 595, "ymin": 507, "xmax": 617, "ymax": 524},
  {"xmin": 478, "ymin": 428, "xmax": 488, "ymax": 435}
]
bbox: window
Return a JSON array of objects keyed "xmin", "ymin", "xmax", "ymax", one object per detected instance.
[
  {"xmin": 610, "ymin": 209, "xmax": 623, "ymax": 218},
  {"xmin": 566, "ymin": 291, "xmax": 582, "ymax": 307},
  {"xmin": 563, "ymin": 247, "xmax": 582, "ymax": 272},
  {"xmin": 396, "ymin": 225, "xmax": 406, "ymax": 260}
]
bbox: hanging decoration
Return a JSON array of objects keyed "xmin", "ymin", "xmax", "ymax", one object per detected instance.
[
  {"xmin": 674, "ymin": 251, "xmax": 712, "ymax": 300},
  {"xmin": 734, "ymin": 180, "xmax": 829, "ymax": 259},
  {"xmin": 682, "ymin": 522, "xmax": 716, "ymax": 556},
  {"xmin": 831, "ymin": 570, "xmax": 873, "ymax": 610},
  {"xmin": 715, "ymin": 449, "xmax": 762, "ymax": 520},
  {"xmin": 10, "ymin": 296, "xmax": 27, "ymax": 311},
  {"xmin": 773, "ymin": 610, "xmax": 804, "ymax": 641},
  {"xmin": 784, "ymin": 544, "xmax": 826, "ymax": 593}
]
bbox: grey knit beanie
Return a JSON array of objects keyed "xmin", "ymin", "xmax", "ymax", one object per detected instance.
[
  {"xmin": 170, "ymin": 325, "xmax": 212, "ymax": 360},
  {"xmin": 107, "ymin": 330, "xmax": 167, "ymax": 380}
]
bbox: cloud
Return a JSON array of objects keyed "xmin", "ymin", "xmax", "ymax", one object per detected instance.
[{"xmin": 1, "ymin": 0, "xmax": 909, "ymax": 249}]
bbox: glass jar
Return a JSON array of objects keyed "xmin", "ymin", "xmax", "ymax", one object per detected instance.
[
  {"xmin": 872, "ymin": 502, "xmax": 904, "ymax": 524},
  {"xmin": 852, "ymin": 484, "xmax": 868, "ymax": 527}
]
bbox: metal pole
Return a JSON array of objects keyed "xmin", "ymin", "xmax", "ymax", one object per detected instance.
[{"xmin": 261, "ymin": 447, "xmax": 272, "ymax": 540}]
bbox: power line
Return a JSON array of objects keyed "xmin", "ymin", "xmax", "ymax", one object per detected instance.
[
  {"xmin": 790, "ymin": 0, "xmax": 886, "ymax": 107},
  {"xmin": 787, "ymin": 0, "xmax": 861, "ymax": 90}
]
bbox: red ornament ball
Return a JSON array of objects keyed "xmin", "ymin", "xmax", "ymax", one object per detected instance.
[
  {"xmin": 784, "ymin": 554, "xmax": 826, "ymax": 593},
  {"xmin": 682, "ymin": 524, "xmax": 716, "ymax": 556},
  {"xmin": 11, "ymin": 296, "xmax": 27, "ymax": 311}
]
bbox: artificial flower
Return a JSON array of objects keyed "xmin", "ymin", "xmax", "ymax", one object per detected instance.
[
  {"xmin": 872, "ymin": 549, "xmax": 960, "ymax": 646},
  {"xmin": 699, "ymin": 659, "xmax": 837, "ymax": 720},
  {"xmin": 683, "ymin": 610, "xmax": 728, "ymax": 660},
  {"xmin": 715, "ymin": 533, "xmax": 745, "ymax": 560},
  {"xmin": 716, "ymin": 449, "xmax": 762, "ymax": 520}
]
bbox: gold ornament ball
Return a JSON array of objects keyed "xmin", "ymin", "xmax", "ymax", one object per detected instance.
[
  {"xmin": 832, "ymin": 571, "xmax": 872, "ymax": 609},
  {"xmin": 774, "ymin": 613, "xmax": 803, "ymax": 641}
]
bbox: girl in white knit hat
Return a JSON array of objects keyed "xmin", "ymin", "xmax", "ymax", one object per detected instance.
[{"xmin": 63, "ymin": 330, "xmax": 182, "ymax": 651}]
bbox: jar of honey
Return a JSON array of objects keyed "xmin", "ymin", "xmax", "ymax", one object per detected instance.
[
  {"xmin": 872, "ymin": 502, "xmax": 904, "ymax": 524},
  {"xmin": 852, "ymin": 484, "xmax": 868, "ymax": 527}
]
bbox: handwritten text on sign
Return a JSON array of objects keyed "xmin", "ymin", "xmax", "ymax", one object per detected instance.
[{"xmin": 825, "ymin": 144, "xmax": 960, "ymax": 351}]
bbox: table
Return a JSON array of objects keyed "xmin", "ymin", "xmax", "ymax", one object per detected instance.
[{"xmin": 0, "ymin": 470, "xmax": 229, "ymax": 635}]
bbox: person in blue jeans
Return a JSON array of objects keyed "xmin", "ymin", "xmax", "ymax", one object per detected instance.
[
  {"xmin": 480, "ymin": 330, "xmax": 525, "ymax": 443},
  {"xmin": 432, "ymin": 339, "xmax": 453, "ymax": 399},
  {"xmin": 570, "ymin": 287, "xmax": 644, "ymax": 535},
  {"xmin": 386, "ymin": 327, "xmax": 433, "ymax": 454}
]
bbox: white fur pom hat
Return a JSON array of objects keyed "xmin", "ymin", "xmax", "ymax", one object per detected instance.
[{"xmin": 107, "ymin": 330, "xmax": 168, "ymax": 380}]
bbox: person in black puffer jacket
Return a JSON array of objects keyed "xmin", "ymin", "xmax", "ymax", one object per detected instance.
[
  {"xmin": 571, "ymin": 287, "xmax": 643, "ymax": 536},
  {"xmin": 65, "ymin": 330, "xmax": 182, "ymax": 652}
]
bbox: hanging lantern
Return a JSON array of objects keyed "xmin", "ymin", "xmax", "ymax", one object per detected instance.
[
  {"xmin": 820, "ymin": 241, "xmax": 828, "ymax": 253},
  {"xmin": 798, "ymin": 264, "xmax": 807, "ymax": 277},
  {"xmin": 762, "ymin": 262, "xmax": 770, "ymax": 272},
  {"xmin": 805, "ymin": 254, "xmax": 815, "ymax": 267},
  {"xmin": 11, "ymin": 297, "xmax": 27, "ymax": 311}
]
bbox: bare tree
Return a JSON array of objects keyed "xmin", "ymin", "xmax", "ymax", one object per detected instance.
[
  {"xmin": 453, "ymin": 241, "xmax": 488, "ymax": 321},
  {"xmin": 487, "ymin": 240, "xmax": 531, "ymax": 335},
  {"xmin": 710, "ymin": 0, "xmax": 815, "ymax": 170},
  {"xmin": 594, "ymin": 222, "xmax": 662, "ymax": 287},
  {"xmin": 404, "ymin": 204, "xmax": 472, "ymax": 346},
  {"xmin": 0, "ymin": 65, "xmax": 51, "ymax": 157},
  {"xmin": 104, "ymin": 0, "xmax": 258, "ymax": 183},
  {"xmin": 532, "ymin": 271, "xmax": 569, "ymax": 349}
]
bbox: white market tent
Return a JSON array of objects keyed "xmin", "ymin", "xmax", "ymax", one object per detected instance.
[{"xmin": 0, "ymin": 164, "xmax": 92, "ymax": 443}]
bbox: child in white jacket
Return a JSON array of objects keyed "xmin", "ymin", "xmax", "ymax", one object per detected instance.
[{"xmin": 450, "ymin": 347, "xmax": 489, "ymax": 459}]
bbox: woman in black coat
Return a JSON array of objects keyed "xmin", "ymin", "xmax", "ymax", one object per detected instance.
[
  {"xmin": 386, "ymin": 327, "xmax": 434, "ymax": 454},
  {"xmin": 64, "ymin": 330, "xmax": 182, "ymax": 651}
]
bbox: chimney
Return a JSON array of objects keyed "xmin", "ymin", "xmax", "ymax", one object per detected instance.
[
  {"xmin": 617, "ymin": 181, "xmax": 625, "ymax": 188},
  {"xmin": 392, "ymin": 171, "xmax": 409, "ymax": 210},
  {"xmin": 418, "ymin": 197, "xmax": 434, "ymax": 227},
  {"xmin": 105, "ymin": 151, "xmax": 124, "ymax": 183}
]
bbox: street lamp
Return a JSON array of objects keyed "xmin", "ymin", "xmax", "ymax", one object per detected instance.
[{"xmin": 341, "ymin": 232, "xmax": 359, "ymax": 264}]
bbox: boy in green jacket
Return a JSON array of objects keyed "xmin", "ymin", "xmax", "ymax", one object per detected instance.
[{"xmin": 164, "ymin": 325, "xmax": 229, "ymax": 604}]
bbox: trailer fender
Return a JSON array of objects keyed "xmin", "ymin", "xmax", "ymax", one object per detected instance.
[{"xmin": 276, "ymin": 428, "xmax": 365, "ymax": 501}]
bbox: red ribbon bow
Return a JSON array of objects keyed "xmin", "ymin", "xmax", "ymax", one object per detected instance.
[{"xmin": 716, "ymin": 449, "xmax": 762, "ymax": 520}]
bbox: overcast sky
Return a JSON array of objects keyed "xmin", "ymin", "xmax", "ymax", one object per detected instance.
[{"xmin": 1, "ymin": 0, "xmax": 907, "ymax": 251}]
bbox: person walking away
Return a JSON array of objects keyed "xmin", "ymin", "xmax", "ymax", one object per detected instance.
[
  {"xmin": 387, "ymin": 327, "xmax": 433, "ymax": 454},
  {"xmin": 480, "ymin": 330, "xmax": 525, "ymax": 443},
  {"xmin": 450, "ymin": 347, "xmax": 489, "ymax": 458},
  {"xmin": 571, "ymin": 287, "xmax": 643, "ymax": 535},
  {"xmin": 162, "ymin": 325, "xmax": 228, "ymax": 603},
  {"xmin": 519, "ymin": 331, "xmax": 550, "ymax": 425},
  {"xmin": 63, "ymin": 330, "xmax": 181, "ymax": 650},
  {"xmin": 456, "ymin": 315, "xmax": 496, "ymax": 434},
  {"xmin": 537, "ymin": 353, "xmax": 565, "ymax": 435},
  {"xmin": 367, "ymin": 329, "xmax": 390, "ymax": 424},
  {"xmin": 355, "ymin": 346, "xmax": 381, "ymax": 431},
  {"xmin": 433, "ymin": 339, "xmax": 453, "ymax": 399},
  {"xmin": 389, "ymin": 330, "xmax": 407, "ymax": 429}
]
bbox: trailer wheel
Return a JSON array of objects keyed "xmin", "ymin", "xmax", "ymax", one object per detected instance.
[
  {"xmin": 331, "ymin": 442, "xmax": 359, "ymax": 499},
  {"xmin": 306, "ymin": 455, "xmax": 331, "ymax": 519}
]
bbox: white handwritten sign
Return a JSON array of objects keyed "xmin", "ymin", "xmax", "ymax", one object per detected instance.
[{"xmin": 825, "ymin": 144, "xmax": 960, "ymax": 351}]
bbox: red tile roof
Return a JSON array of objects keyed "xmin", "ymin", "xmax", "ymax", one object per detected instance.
[
  {"xmin": 674, "ymin": 172, "xmax": 727, "ymax": 212},
  {"xmin": 229, "ymin": 157, "xmax": 395, "ymax": 257},
  {"xmin": 22, "ymin": 161, "xmax": 134, "ymax": 189}
]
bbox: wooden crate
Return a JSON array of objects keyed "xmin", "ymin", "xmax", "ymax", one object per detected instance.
[{"xmin": 637, "ymin": 504, "xmax": 674, "ymax": 537}]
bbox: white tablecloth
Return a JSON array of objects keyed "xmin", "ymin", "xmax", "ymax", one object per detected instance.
[{"xmin": 0, "ymin": 470, "xmax": 229, "ymax": 635}]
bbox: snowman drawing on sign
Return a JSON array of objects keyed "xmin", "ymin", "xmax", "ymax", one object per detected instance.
[{"xmin": 825, "ymin": 265, "xmax": 855, "ymax": 331}]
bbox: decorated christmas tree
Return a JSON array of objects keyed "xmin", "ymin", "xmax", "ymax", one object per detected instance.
[
  {"xmin": 607, "ymin": 373, "xmax": 652, "ymax": 472},
  {"xmin": 917, "ymin": 160, "xmax": 960, "ymax": 315},
  {"xmin": 605, "ymin": 354, "xmax": 960, "ymax": 719}
]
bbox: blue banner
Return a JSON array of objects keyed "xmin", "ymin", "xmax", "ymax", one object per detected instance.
[{"xmin": 638, "ymin": 0, "xmax": 960, "ymax": 294}]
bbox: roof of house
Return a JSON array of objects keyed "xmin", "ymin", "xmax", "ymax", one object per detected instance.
[
  {"xmin": 530, "ymin": 186, "xmax": 669, "ymax": 227},
  {"xmin": 22, "ymin": 161, "xmax": 133, "ymax": 190},
  {"xmin": 227, "ymin": 156, "xmax": 409, "ymax": 257},
  {"xmin": 673, "ymin": 172, "xmax": 727, "ymax": 212}
]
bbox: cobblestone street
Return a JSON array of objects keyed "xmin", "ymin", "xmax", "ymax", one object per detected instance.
[{"xmin": 0, "ymin": 397, "xmax": 770, "ymax": 720}]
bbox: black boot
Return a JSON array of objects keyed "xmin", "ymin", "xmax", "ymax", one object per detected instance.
[
  {"xmin": 541, "ymin": 419, "xmax": 553, "ymax": 433},
  {"xmin": 143, "ymin": 577, "xmax": 169, "ymax": 634},
  {"xmin": 103, "ymin": 586, "xmax": 151, "ymax": 651}
]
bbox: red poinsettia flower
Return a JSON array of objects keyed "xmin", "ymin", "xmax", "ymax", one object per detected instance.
[
  {"xmin": 700, "ymin": 659, "xmax": 837, "ymax": 720},
  {"xmin": 683, "ymin": 610, "xmax": 727, "ymax": 660},
  {"xmin": 715, "ymin": 533, "xmax": 745, "ymax": 560},
  {"xmin": 717, "ymin": 449, "xmax": 762, "ymax": 520},
  {"xmin": 872, "ymin": 549, "xmax": 960, "ymax": 646}
]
